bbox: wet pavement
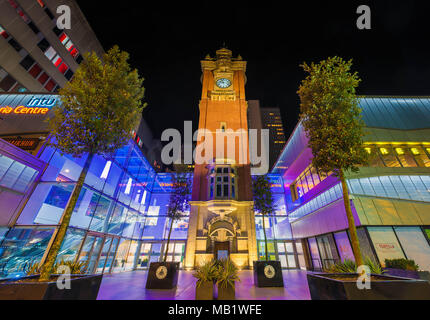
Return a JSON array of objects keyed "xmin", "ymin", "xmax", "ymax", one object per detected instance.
[{"xmin": 97, "ymin": 269, "xmax": 311, "ymax": 300}]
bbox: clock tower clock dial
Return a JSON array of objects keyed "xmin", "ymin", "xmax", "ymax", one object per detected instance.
[
  {"xmin": 184, "ymin": 47, "xmax": 258, "ymax": 270},
  {"xmin": 216, "ymin": 78, "xmax": 231, "ymax": 88}
]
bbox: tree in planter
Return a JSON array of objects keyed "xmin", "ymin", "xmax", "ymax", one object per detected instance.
[
  {"xmin": 163, "ymin": 164, "xmax": 192, "ymax": 262},
  {"xmin": 252, "ymin": 175, "xmax": 276, "ymax": 261},
  {"xmin": 297, "ymin": 56, "xmax": 368, "ymax": 267},
  {"xmin": 39, "ymin": 46, "xmax": 146, "ymax": 281}
]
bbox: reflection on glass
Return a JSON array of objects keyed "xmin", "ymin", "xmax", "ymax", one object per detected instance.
[{"xmin": 379, "ymin": 147, "xmax": 401, "ymax": 167}]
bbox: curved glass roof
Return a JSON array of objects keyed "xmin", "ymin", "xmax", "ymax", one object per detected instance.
[
  {"xmin": 272, "ymin": 97, "xmax": 430, "ymax": 175},
  {"xmin": 359, "ymin": 97, "xmax": 430, "ymax": 130}
]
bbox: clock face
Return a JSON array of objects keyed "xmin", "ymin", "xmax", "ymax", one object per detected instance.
[{"xmin": 216, "ymin": 78, "xmax": 231, "ymax": 89}]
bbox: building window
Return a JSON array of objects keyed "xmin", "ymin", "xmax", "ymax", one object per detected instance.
[
  {"xmin": 208, "ymin": 165, "xmax": 237, "ymax": 199},
  {"xmin": 364, "ymin": 144, "xmax": 430, "ymax": 168},
  {"xmin": 292, "ymin": 165, "xmax": 329, "ymax": 199},
  {"xmin": 20, "ymin": 55, "xmax": 35, "ymax": 70}
]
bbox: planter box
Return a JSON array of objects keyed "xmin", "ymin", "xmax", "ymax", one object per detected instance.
[
  {"xmin": 253, "ymin": 261, "xmax": 284, "ymax": 287},
  {"xmin": 217, "ymin": 282, "xmax": 235, "ymax": 300},
  {"xmin": 307, "ymin": 273, "xmax": 430, "ymax": 300},
  {"xmin": 0, "ymin": 274, "xmax": 103, "ymax": 300},
  {"xmin": 419, "ymin": 271, "xmax": 430, "ymax": 282},
  {"xmin": 195, "ymin": 281, "xmax": 214, "ymax": 300},
  {"xmin": 383, "ymin": 268, "xmax": 420, "ymax": 279},
  {"xmin": 145, "ymin": 262, "xmax": 179, "ymax": 289}
]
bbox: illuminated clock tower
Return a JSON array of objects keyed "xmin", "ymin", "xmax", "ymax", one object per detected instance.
[{"xmin": 184, "ymin": 48, "xmax": 258, "ymax": 269}]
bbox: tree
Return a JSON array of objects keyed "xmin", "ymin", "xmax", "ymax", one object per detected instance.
[
  {"xmin": 163, "ymin": 164, "xmax": 192, "ymax": 262},
  {"xmin": 39, "ymin": 46, "xmax": 146, "ymax": 281},
  {"xmin": 297, "ymin": 56, "xmax": 368, "ymax": 267},
  {"xmin": 252, "ymin": 175, "xmax": 276, "ymax": 261}
]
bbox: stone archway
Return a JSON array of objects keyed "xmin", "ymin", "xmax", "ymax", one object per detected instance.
[{"xmin": 207, "ymin": 218, "xmax": 237, "ymax": 258}]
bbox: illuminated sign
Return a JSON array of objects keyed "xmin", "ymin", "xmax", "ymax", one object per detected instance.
[
  {"xmin": 0, "ymin": 96, "xmax": 56, "ymax": 115},
  {"xmin": 3, "ymin": 137, "xmax": 40, "ymax": 150}
]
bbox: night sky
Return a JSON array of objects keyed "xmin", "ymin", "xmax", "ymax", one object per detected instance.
[{"xmin": 76, "ymin": 1, "xmax": 430, "ymax": 139}]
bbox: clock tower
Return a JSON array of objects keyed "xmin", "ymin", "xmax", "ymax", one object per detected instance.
[{"xmin": 184, "ymin": 48, "xmax": 258, "ymax": 269}]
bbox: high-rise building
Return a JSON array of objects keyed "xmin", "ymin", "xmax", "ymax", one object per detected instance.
[
  {"xmin": 247, "ymin": 100, "xmax": 270, "ymax": 175},
  {"xmin": 260, "ymin": 107, "xmax": 286, "ymax": 171},
  {"xmin": 0, "ymin": 0, "xmax": 104, "ymax": 93}
]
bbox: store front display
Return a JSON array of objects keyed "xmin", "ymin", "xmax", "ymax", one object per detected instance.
[{"xmin": 367, "ymin": 227, "xmax": 405, "ymax": 266}]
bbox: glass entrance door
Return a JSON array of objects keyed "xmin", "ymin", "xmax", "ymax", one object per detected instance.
[
  {"xmin": 77, "ymin": 233, "xmax": 119, "ymax": 274},
  {"xmin": 277, "ymin": 241, "xmax": 297, "ymax": 269}
]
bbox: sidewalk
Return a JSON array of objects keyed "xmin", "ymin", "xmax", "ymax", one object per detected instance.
[{"xmin": 97, "ymin": 269, "xmax": 311, "ymax": 300}]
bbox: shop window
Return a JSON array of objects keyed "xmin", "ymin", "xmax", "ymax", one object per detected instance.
[
  {"xmin": 88, "ymin": 195, "xmax": 113, "ymax": 232},
  {"xmin": 0, "ymin": 155, "xmax": 38, "ymax": 194},
  {"xmin": 394, "ymin": 227, "xmax": 430, "ymax": 272},
  {"xmin": 308, "ymin": 237, "xmax": 322, "ymax": 271},
  {"xmin": 334, "ymin": 231, "xmax": 355, "ymax": 262},
  {"xmin": 55, "ymin": 228, "xmax": 85, "ymax": 263},
  {"xmin": 107, "ymin": 203, "xmax": 127, "ymax": 235},
  {"xmin": 0, "ymin": 227, "xmax": 54, "ymax": 277},
  {"xmin": 257, "ymin": 240, "xmax": 276, "ymax": 261},
  {"xmin": 367, "ymin": 227, "xmax": 405, "ymax": 266},
  {"xmin": 18, "ymin": 182, "xmax": 74, "ymax": 225},
  {"xmin": 316, "ymin": 234, "xmax": 340, "ymax": 269}
]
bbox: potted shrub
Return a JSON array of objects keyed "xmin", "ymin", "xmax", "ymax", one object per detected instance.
[
  {"xmin": 146, "ymin": 165, "xmax": 191, "ymax": 289},
  {"xmin": 384, "ymin": 258, "xmax": 430, "ymax": 281},
  {"xmin": 0, "ymin": 260, "xmax": 103, "ymax": 300},
  {"xmin": 307, "ymin": 258, "xmax": 430, "ymax": 300},
  {"xmin": 252, "ymin": 175, "xmax": 284, "ymax": 287},
  {"xmin": 216, "ymin": 258, "xmax": 240, "ymax": 300},
  {"xmin": 193, "ymin": 260, "xmax": 217, "ymax": 300}
]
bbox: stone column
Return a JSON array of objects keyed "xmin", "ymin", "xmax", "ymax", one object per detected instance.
[{"xmin": 184, "ymin": 204, "xmax": 199, "ymax": 270}]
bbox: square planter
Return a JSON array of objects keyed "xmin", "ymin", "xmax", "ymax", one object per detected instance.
[
  {"xmin": 383, "ymin": 268, "xmax": 420, "ymax": 279},
  {"xmin": 253, "ymin": 261, "xmax": 284, "ymax": 287},
  {"xmin": 145, "ymin": 262, "xmax": 179, "ymax": 289},
  {"xmin": 217, "ymin": 282, "xmax": 235, "ymax": 300},
  {"xmin": 307, "ymin": 273, "xmax": 430, "ymax": 300},
  {"xmin": 195, "ymin": 281, "xmax": 214, "ymax": 300},
  {"xmin": 0, "ymin": 274, "xmax": 103, "ymax": 300},
  {"xmin": 419, "ymin": 271, "xmax": 430, "ymax": 282}
]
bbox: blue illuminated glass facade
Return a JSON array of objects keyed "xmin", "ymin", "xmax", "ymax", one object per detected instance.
[{"xmin": 0, "ymin": 133, "xmax": 193, "ymax": 278}]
